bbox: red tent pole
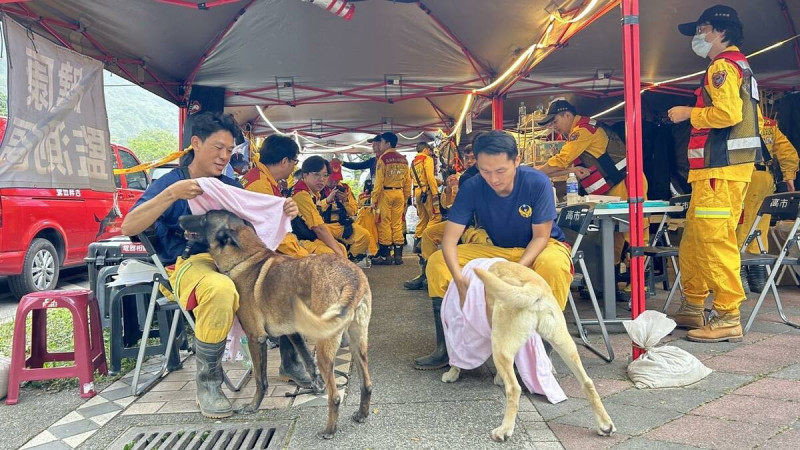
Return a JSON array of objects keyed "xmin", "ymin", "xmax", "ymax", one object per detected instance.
[
  {"xmin": 179, "ymin": 106, "xmax": 187, "ymax": 150},
  {"xmin": 621, "ymin": 0, "xmax": 645, "ymax": 359},
  {"xmin": 492, "ymin": 96, "xmax": 504, "ymax": 130}
]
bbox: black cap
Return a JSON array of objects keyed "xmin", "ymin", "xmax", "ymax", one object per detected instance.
[
  {"xmin": 678, "ymin": 5, "xmax": 741, "ymax": 36},
  {"xmin": 380, "ymin": 132, "xmax": 398, "ymax": 148},
  {"xmin": 367, "ymin": 133, "xmax": 383, "ymax": 143},
  {"xmin": 538, "ymin": 99, "xmax": 576, "ymax": 125}
]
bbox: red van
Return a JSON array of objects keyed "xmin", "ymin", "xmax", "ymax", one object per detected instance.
[{"xmin": 0, "ymin": 117, "xmax": 150, "ymax": 298}]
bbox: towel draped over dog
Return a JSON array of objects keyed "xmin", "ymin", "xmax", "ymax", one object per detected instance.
[
  {"xmin": 188, "ymin": 177, "xmax": 292, "ymax": 250},
  {"xmin": 441, "ymin": 258, "xmax": 567, "ymax": 404}
]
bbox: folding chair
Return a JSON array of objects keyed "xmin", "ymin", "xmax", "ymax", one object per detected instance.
[
  {"xmin": 638, "ymin": 194, "xmax": 691, "ymax": 313},
  {"xmin": 129, "ymin": 232, "xmax": 251, "ymax": 396},
  {"xmin": 559, "ymin": 204, "xmax": 614, "ymax": 362},
  {"xmin": 738, "ymin": 192, "xmax": 800, "ymax": 333}
]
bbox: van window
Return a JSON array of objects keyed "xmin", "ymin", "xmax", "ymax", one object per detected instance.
[{"xmin": 119, "ymin": 150, "xmax": 149, "ymax": 190}]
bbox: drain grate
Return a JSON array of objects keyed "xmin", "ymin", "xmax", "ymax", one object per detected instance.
[{"xmin": 109, "ymin": 422, "xmax": 289, "ymax": 450}]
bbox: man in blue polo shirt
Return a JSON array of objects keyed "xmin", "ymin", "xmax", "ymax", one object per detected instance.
[
  {"xmin": 122, "ymin": 112, "xmax": 305, "ymax": 418},
  {"xmin": 414, "ymin": 131, "xmax": 573, "ymax": 370}
]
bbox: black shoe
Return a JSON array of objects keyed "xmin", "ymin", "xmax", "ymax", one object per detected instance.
[
  {"xmin": 372, "ymin": 244, "xmax": 394, "ymax": 265},
  {"xmin": 412, "ymin": 237, "xmax": 422, "ymax": 254},
  {"xmin": 278, "ymin": 335, "xmax": 313, "ymax": 388},
  {"xmin": 393, "ymin": 244, "xmax": 404, "ymax": 265},
  {"xmin": 195, "ymin": 339, "xmax": 233, "ymax": 418},
  {"xmin": 404, "ymin": 259, "xmax": 427, "ymax": 290},
  {"xmin": 414, "ymin": 297, "xmax": 448, "ymax": 370},
  {"xmin": 747, "ymin": 264, "xmax": 767, "ymax": 293}
]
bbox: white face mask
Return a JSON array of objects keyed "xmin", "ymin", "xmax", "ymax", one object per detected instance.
[{"xmin": 692, "ymin": 32, "xmax": 717, "ymax": 58}]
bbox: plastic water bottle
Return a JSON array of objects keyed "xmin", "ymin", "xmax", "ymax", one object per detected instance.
[
  {"xmin": 240, "ymin": 336, "xmax": 252, "ymax": 369},
  {"xmin": 566, "ymin": 173, "xmax": 580, "ymax": 205}
]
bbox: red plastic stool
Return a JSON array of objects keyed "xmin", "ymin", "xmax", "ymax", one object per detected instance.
[{"xmin": 5, "ymin": 289, "xmax": 108, "ymax": 405}]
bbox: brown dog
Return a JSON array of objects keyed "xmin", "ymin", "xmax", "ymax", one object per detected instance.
[
  {"xmin": 179, "ymin": 210, "xmax": 372, "ymax": 439},
  {"xmin": 440, "ymin": 260, "xmax": 615, "ymax": 441}
]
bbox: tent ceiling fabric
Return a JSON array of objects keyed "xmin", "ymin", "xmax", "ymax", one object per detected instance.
[{"xmin": 4, "ymin": 0, "xmax": 800, "ymax": 138}]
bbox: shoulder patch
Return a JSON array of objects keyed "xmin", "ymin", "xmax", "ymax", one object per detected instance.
[
  {"xmin": 568, "ymin": 132, "xmax": 580, "ymax": 142},
  {"xmin": 712, "ymin": 70, "xmax": 727, "ymax": 89}
]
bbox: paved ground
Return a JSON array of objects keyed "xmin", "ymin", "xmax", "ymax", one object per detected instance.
[
  {"xmin": 2, "ymin": 248, "xmax": 800, "ymax": 449},
  {"xmin": 0, "ymin": 267, "xmax": 90, "ymax": 322}
]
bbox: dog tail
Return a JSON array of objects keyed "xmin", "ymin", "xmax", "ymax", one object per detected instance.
[
  {"xmin": 291, "ymin": 294, "xmax": 351, "ymax": 341},
  {"xmin": 473, "ymin": 266, "xmax": 553, "ymax": 310}
]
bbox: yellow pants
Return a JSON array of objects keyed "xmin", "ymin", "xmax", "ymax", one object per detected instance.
[
  {"xmin": 736, "ymin": 169, "xmax": 774, "ymax": 254},
  {"xmin": 420, "ymin": 222, "xmax": 492, "ymax": 260},
  {"xmin": 426, "ymin": 240, "xmax": 573, "ymax": 310},
  {"xmin": 326, "ymin": 222, "xmax": 372, "ymax": 256},
  {"xmin": 299, "ymin": 239, "xmax": 347, "ymax": 256},
  {"xmin": 277, "ymin": 233, "xmax": 310, "ymax": 258},
  {"xmin": 377, "ymin": 189, "xmax": 406, "ymax": 245},
  {"xmin": 169, "ymin": 253, "xmax": 239, "ymax": 343},
  {"xmin": 679, "ymin": 178, "xmax": 748, "ymax": 314},
  {"xmin": 414, "ymin": 189, "xmax": 441, "ymax": 238},
  {"xmin": 608, "ymin": 179, "xmax": 650, "ymax": 264},
  {"xmin": 355, "ymin": 207, "xmax": 379, "ymax": 255}
]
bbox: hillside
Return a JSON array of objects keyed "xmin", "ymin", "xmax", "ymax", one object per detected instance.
[{"xmin": 0, "ymin": 59, "xmax": 178, "ymax": 147}]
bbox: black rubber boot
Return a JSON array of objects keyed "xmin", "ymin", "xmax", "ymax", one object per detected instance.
[
  {"xmin": 371, "ymin": 244, "xmax": 393, "ymax": 265},
  {"xmin": 747, "ymin": 264, "xmax": 767, "ymax": 294},
  {"xmin": 740, "ymin": 266, "xmax": 751, "ymax": 294},
  {"xmin": 414, "ymin": 297, "xmax": 448, "ymax": 370},
  {"xmin": 404, "ymin": 258, "xmax": 427, "ymax": 290},
  {"xmin": 393, "ymin": 244, "xmax": 404, "ymax": 265},
  {"xmin": 412, "ymin": 237, "xmax": 422, "ymax": 254},
  {"xmin": 195, "ymin": 339, "xmax": 233, "ymax": 418},
  {"xmin": 278, "ymin": 335, "xmax": 313, "ymax": 388}
]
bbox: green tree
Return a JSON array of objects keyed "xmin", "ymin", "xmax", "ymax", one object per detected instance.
[
  {"xmin": 127, "ymin": 128, "xmax": 178, "ymax": 162},
  {"xmin": 0, "ymin": 91, "xmax": 7, "ymax": 117}
]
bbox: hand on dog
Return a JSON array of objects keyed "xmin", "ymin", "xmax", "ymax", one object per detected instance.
[
  {"xmin": 168, "ymin": 179, "xmax": 204, "ymax": 200},
  {"xmin": 283, "ymin": 198, "xmax": 299, "ymax": 218}
]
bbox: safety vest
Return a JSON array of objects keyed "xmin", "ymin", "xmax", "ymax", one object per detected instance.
[
  {"xmin": 571, "ymin": 117, "xmax": 627, "ymax": 195},
  {"xmin": 687, "ymin": 50, "xmax": 761, "ymax": 170},
  {"xmin": 320, "ymin": 185, "xmax": 350, "ymax": 224}
]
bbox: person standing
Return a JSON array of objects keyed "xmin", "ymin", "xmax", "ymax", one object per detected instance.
[
  {"xmin": 668, "ymin": 4, "xmax": 763, "ymax": 342},
  {"xmin": 411, "ymin": 142, "xmax": 442, "ymax": 253},
  {"xmin": 371, "ymin": 132, "xmax": 412, "ymax": 265}
]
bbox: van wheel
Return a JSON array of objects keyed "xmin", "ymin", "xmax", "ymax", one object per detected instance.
[{"xmin": 9, "ymin": 238, "xmax": 60, "ymax": 299}]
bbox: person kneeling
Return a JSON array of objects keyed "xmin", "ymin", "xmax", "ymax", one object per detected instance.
[{"xmin": 414, "ymin": 131, "xmax": 573, "ymax": 370}]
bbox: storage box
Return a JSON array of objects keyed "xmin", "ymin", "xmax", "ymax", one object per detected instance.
[{"xmin": 85, "ymin": 237, "xmax": 151, "ymax": 293}]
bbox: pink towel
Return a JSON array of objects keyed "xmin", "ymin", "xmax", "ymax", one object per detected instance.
[
  {"xmin": 188, "ymin": 177, "xmax": 292, "ymax": 251},
  {"xmin": 442, "ymin": 258, "xmax": 567, "ymax": 404}
]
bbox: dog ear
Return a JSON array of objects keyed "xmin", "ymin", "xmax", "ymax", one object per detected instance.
[{"xmin": 215, "ymin": 227, "xmax": 242, "ymax": 248}]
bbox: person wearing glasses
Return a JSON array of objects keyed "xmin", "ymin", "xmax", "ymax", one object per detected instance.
[
  {"xmin": 667, "ymin": 4, "xmax": 763, "ymax": 343},
  {"xmin": 291, "ymin": 156, "xmax": 348, "ymax": 258}
]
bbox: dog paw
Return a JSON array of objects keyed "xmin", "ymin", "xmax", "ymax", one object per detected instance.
[
  {"xmin": 441, "ymin": 367, "xmax": 460, "ymax": 383},
  {"xmin": 352, "ymin": 411, "xmax": 368, "ymax": 423},
  {"xmin": 493, "ymin": 373, "xmax": 504, "ymax": 386},
  {"xmin": 317, "ymin": 430, "xmax": 336, "ymax": 440},
  {"xmin": 597, "ymin": 421, "xmax": 616, "ymax": 436},
  {"xmin": 491, "ymin": 425, "xmax": 514, "ymax": 442},
  {"xmin": 235, "ymin": 405, "xmax": 257, "ymax": 415}
]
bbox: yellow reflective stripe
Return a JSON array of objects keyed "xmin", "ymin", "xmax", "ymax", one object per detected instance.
[
  {"xmin": 695, "ymin": 207, "xmax": 731, "ymax": 219},
  {"xmin": 172, "ymin": 261, "xmax": 193, "ymax": 300}
]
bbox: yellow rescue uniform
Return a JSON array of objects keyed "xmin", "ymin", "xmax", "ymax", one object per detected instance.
[
  {"xmin": 681, "ymin": 46, "xmax": 764, "ymax": 314},
  {"xmin": 546, "ymin": 115, "xmax": 649, "ymax": 263},
  {"xmin": 372, "ymin": 148, "xmax": 412, "ymax": 245},
  {"xmin": 292, "ymin": 189, "xmax": 347, "ymax": 256},
  {"xmin": 411, "ymin": 151, "xmax": 441, "ymax": 237},
  {"xmin": 736, "ymin": 120, "xmax": 799, "ymax": 253},
  {"xmin": 319, "ymin": 185, "xmax": 372, "ymax": 256},
  {"xmin": 242, "ymin": 161, "xmax": 309, "ymax": 258},
  {"xmin": 355, "ymin": 192, "xmax": 379, "ymax": 255},
  {"xmin": 426, "ymin": 240, "xmax": 573, "ymax": 311},
  {"xmin": 168, "ymin": 253, "xmax": 239, "ymax": 343}
]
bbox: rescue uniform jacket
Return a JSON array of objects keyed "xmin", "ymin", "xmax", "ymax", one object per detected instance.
[
  {"xmin": 371, "ymin": 148, "xmax": 412, "ymax": 205},
  {"xmin": 761, "ymin": 118, "xmax": 799, "ymax": 182}
]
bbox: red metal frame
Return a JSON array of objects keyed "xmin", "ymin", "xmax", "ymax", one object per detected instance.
[
  {"xmin": 621, "ymin": 0, "xmax": 645, "ymax": 360},
  {"xmin": 491, "ymin": 96, "xmax": 504, "ymax": 130},
  {"xmin": 153, "ymin": 0, "xmax": 245, "ymax": 9},
  {"xmin": 779, "ymin": 0, "xmax": 800, "ymax": 70},
  {"xmin": 417, "ymin": 1, "xmax": 491, "ymax": 85}
]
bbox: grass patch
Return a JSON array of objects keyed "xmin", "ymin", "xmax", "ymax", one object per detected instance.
[{"xmin": 0, "ymin": 309, "xmax": 142, "ymax": 392}]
